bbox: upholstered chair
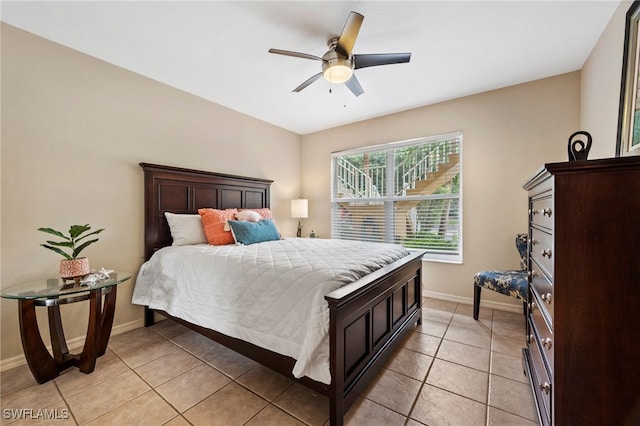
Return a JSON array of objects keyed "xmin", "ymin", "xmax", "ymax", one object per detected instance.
[{"xmin": 473, "ymin": 234, "xmax": 528, "ymax": 320}]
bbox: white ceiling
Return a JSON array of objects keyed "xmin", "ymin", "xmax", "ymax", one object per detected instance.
[{"xmin": 1, "ymin": 1, "xmax": 621, "ymax": 135}]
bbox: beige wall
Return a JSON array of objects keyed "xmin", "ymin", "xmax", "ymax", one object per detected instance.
[
  {"xmin": 301, "ymin": 73, "xmax": 580, "ymax": 304},
  {"xmin": 581, "ymin": 1, "xmax": 631, "ymax": 158},
  {"xmin": 0, "ymin": 24, "xmax": 301, "ymax": 364}
]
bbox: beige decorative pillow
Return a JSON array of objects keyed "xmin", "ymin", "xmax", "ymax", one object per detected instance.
[
  {"xmin": 240, "ymin": 208, "xmax": 274, "ymax": 220},
  {"xmin": 235, "ymin": 210, "xmax": 262, "ymax": 222}
]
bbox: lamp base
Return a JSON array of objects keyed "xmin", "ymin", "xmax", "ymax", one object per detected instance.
[{"xmin": 296, "ymin": 220, "xmax": 303, "ymax": 238}]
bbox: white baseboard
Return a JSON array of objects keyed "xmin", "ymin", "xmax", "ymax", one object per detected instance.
[
  {"xmin": 0, "ymin": 318, "xmax": 144, "ymax": 372},
  {"xmin": 424, "ymin": 290, "xmax": 522, "ymax": 314}
]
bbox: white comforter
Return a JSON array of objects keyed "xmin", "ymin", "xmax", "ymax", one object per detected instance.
[{"xmin": 132, "ymin": 238, "xmax": 410, "ymax": 384}]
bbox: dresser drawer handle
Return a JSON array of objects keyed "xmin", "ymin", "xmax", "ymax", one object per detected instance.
[
  {"xmin": 527, "ymin": 334, "xmax": 534, "ymax": 344},
  {"xmin": 529, "ymin": 302, "xmax": 537, "ymax": 312},
  {"xmin": 528, "ymin": 270, "xmax": 537, "ymax": 279},
  {"xmin": 543, "ymin": 208, "xmax": 552, "ymax": 217},
  {"xmin": 541, "ymin": 337, "xmax": 553, "ymax": 350},
  {"xmin": 531, "ymin": 238, "xmax": 538, "ymax": 245},
  {"xmin": 540, "ymin": 382, "xmax": 551, "ymax": 394},
  {"xmin": 541, "ymin": 248, "xmax": 552, "ymax": 259},
  {"xmin": 541, "ymin": 292, "xmax": 552, "ymax": 304},
  {"xmin": 530, "ymin": 209, "xmax": 539, "ymax": 215}
]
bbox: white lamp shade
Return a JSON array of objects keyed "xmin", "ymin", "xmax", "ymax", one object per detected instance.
[{"xmin": 291, "ymin": 199, "xmax": 308, "ymax": 219}]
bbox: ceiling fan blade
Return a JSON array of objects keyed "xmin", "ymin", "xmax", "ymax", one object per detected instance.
[
  {"xmin": 268, "ymin": 48, "xmax": 325, "ymax": 62},
  {"xmin": 293, "ymin": 72, "xmax": 323, "ymax": 92},
  {"xmin": 345, "ymin": 74, "xmax": 364, "ymax": 97},
  {"xmin": 336, "ymin": 11, "xmax": 364, "ymax": 57},
  {"xmin": 354, "ymin": 53, "xmax": 411, "ymax": 69}
]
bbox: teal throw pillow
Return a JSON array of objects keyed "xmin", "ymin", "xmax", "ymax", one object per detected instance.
[{"xmin": 227, "ymin": 219, "xmax": 281, "ymax": 245}]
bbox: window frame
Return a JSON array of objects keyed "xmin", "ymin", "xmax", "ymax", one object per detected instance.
[{"xmin": 330, "ymin": 132, "xmax": 463, "ymax": 263}]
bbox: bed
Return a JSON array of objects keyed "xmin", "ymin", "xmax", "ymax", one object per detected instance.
[{"xmin": 136, "ymin": 163, "xmax": 425, "ymax": 425}]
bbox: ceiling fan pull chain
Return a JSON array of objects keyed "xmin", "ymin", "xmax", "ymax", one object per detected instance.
[{"xmin": 329, "ymin": 70, "xmax": 333, "ymax": 93}]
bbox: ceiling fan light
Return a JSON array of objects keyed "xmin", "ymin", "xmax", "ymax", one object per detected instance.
[{"xmin": 323, "ymin": 64, "xmax": 353, "ymax": 84}]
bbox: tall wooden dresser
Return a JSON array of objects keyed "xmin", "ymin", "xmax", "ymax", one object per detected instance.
[{"xmin": 522, "ymin": 156, "xmax": 640, "ymax": 426}]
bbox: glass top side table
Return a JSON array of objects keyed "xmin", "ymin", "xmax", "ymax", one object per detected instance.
[{"xmin": 1, "ymin": 271, "xmax": 131, "ymax": 383}]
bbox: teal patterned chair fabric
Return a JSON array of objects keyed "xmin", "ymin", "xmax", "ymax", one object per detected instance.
[{"xmin": 473, "ymin": 234, "xmax": 528, "ymax": 320}]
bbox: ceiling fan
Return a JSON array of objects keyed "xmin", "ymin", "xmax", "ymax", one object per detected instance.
[{"xmin": 268, "ymin": 11, "xmax": 411, "ymax": 97}]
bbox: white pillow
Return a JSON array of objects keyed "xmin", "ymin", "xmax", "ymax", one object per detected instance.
[
  {"xmin": 235, "ymin": 210, "xmax": 262, "ymax": 222},
  {"xmin": 164, "ymin": 212, "xmax": 207, "ymax": 246}
]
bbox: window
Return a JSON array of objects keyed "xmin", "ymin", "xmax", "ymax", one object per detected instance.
[{"xmin": 331, "ymin": 132, "xmax": 462, "ymax": 263}]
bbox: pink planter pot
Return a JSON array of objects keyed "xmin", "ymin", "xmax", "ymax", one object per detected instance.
[{"xmin": 59, "ymin": 258, "xmax": 90, "ymax": 280}]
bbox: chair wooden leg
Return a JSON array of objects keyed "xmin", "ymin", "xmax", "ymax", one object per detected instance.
[{"xmin": 473, "ymin": 285, "xmax": 481, "ymax": 320}]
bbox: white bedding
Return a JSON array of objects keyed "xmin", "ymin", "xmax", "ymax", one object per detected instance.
[{"xmin": 132, "ymin": 238, "xmax": 410, "ymax": 384}]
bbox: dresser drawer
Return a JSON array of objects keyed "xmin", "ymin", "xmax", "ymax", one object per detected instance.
[
  {"xmin": 530, "ymin": 258, "xmax": 554, "ymax": 324},
  {"xmin": 530, "ymin": 292, "xmax": 554, "ymax": 373},
  {"xmin": 527, "ymin": 318, "xmax": 552, "ymax": 424},
  {"xmin": 529, "ymin": 193, "xmax": 554, "ymax": 231},
  {"xmin": 530, "ymin": 228, "xmax": 554, "ymax": 279}
]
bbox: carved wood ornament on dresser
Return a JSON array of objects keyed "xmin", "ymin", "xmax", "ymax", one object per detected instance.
[{"xmin": 522, "ymin": 156, "xmax": 640, "ymax": 425}]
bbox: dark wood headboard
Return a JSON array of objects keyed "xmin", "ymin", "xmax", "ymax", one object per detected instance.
[{"xmin": 140, "ymin": 163, "xmax": 273, "ymax": 260}]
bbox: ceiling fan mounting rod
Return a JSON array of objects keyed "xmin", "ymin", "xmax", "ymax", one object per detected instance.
[{"xmin": 327, "ymin": 37, "xmax": 341, "ymax": 52}]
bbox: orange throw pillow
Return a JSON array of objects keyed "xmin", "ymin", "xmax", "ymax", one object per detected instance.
[{"xmin": 198, "ymin": 208, "xmax": 238, "ymax": 245}]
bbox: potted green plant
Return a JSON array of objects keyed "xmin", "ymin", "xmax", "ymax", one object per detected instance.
[{"xmin": 38, "ymin": 224, "xmax": 104, "ymax": 281}]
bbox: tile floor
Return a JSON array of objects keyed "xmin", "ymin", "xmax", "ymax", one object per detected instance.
[{"xmin": 0, "ymin": 298, "xmax": 538, "ymax": 425}]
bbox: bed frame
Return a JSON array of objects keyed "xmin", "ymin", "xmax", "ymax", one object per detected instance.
[{"xmin": 139, "ymin": 163, "xmax": 424, "ymax": 425}]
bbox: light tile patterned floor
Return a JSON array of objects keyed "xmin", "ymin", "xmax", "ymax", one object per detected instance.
[{"xmin": 0, "ymin": 298, "xmax": 537, "ymax": 425}]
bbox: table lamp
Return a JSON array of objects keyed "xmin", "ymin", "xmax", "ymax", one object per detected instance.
[{"xmin": 291, "ymin": 199, "xmax": 308, "ymax": 238}]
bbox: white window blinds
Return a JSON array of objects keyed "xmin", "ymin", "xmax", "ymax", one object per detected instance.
[{"xmin": 331, "ymin": 132, "xmax": 462, "ymax": 263}]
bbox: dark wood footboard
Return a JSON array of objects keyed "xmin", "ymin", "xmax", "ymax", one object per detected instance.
[{"xmin": 326, "ymin": 250, "xmax": 423, "ymax": 425}]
